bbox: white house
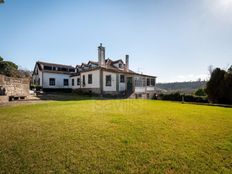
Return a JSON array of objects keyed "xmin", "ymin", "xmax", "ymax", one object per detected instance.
[{"xmin": 32, "ymin": 44, "xmax": 157, "ymax": 99}]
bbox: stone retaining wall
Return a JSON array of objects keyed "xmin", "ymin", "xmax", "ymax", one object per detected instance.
[{"xmin": 0, "ymin": 74, "xmax": 30, "ymax": 102}]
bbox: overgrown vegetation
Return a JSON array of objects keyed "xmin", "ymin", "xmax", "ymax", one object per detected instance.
[
  {"xmin": 0, "ymin": 56, "xmax": 31, "ymax": 78},
  {"xmin": 206, "ymin": 66, "xmax": 232, "ymax": 104},
  {"xmin": 0, "ymin": 99, "xmax": 231, "ymax": 173}
]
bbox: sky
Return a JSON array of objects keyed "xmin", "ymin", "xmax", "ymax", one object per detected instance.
[{"xmin": 0, "ymin": 0, "xmax": 232, "ymax": 82}]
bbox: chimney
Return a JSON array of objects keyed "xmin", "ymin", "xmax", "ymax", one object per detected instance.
[
  {"xmin": 125, "ymin": 55, "xmax": 129, "ymax": 71},
  {"xmin": 98, "ymin": 43, "xmax": 105, "ymax": 67}
]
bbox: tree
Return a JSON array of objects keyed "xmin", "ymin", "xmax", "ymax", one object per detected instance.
[
  {"xmin": 228, "ymin": 65, "xmax": 232, "ymax": 74},
  {"xmin": 0, "ymin": 60, "xmax": 19, "ymax": 77},
  {"xmin": 0, "ymin": 56, "xmax": 32, "ymax": 78},
  {"xmin": 18, "ymin": 68, "xmax": 31, "ymax": 78},
  {"xmin": 206, "ymin": 67, "xmax": 232, "ymax": 104},
  {"xmin": 195, "ymin": 88, "xmax": 206, "ymax": 96}
]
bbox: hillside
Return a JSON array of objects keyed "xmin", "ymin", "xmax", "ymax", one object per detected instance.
[{"xmin": 156, "ymin": 81, "xmax": 207, "ymax": 94}]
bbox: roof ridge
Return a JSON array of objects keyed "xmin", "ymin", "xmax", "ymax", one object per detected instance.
[{"xmin": 37, "ymin": 61, "xmax": 74, "ymax": 68}]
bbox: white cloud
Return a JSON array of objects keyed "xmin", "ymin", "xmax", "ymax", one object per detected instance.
[{"xmin": 204, "ymin": 0, "xmax": 232, "ymax": 18}]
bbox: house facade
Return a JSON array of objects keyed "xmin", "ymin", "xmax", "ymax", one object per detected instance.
[{"xmin": 32, "ymin": 44, "xmax": 156, "ymax": 99}]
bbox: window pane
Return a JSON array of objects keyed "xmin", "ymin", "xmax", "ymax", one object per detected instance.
[
  {"xmin": 63, "ymin": 79, "xmax": 69, "ymax": 86},
  {"xmin": 88, "ymin": 74, "xmax": 92, "ymax": 84},
  {"xmin": 49, "ymin": 78, "xmax": 55, "ymax": 86},
  {"xmin": 147, "ymin": 78, "xmax": 150, "ymax": 86},
  {"xmin": 106, "ymin": 75, "xmax": 111, "ymax": 86},
  {"xmin": 83, "ymin": 75, "xmax": 85, "ymax": 86},
  {"xmin": 120, "ymin": 75, "xmax": 125, "ymax": 83},
  {"xmin": 44, "ymin": 66, "xmax": 52, "ymax": 70},
  {"xmin": 151, "ymin": 78, "xmax": 155, "ymax": 86}
]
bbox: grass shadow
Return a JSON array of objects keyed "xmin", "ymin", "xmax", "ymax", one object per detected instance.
[{"xmin": 36, "ymin": 92, "xmax": 124, "ymax": 101}]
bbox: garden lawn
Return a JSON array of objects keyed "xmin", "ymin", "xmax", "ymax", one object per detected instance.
[{"xmin": 0, "ymin": 99, "xmax": 232, "ymax": 174}]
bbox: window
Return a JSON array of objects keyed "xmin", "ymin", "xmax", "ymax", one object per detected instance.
[
  {"xmin": 49, "ymin": 78, "xmax": 55, "ymax": 86},
  {"xmin": 52, "ymin": 67, "xmax": 56, "ymax": 71},
  {"xmin": 69, "ymin": 68, "xmax": 75, "ymax": 72},
  {"xmin": 77, "ymin": 78, "xmax": 80, "ymax": 85},
  {"xmin": 58, "ymin": 67, "xmax": 68, "ymax": 72},
  {"xmin": 151, "ymin": 78, "xmax": 155, "ymax": 86},
  {"xmin": 135, "ymin": 77, "xmax": 143, "ymax": 87},
  {"xmin": 120, "ymin": 75, "xmax": 125, "ymax": 83},
  {"xmin": 63, "ymin": 79, "xmax": 69, "ymax": 86},
  {"xmin": 106, "ymin": 75, "xmax": 111, "ymax": 86},
  {"xmin": 72, "ymin": 79, "xmax": 74, "ymax": 86},
  {"xmin": 119, "ymin": 64, "xmax": 122, "ymax": 68},
  {"xmin": 38, "ymin": 78, "xmax": 40, "ymax": 85},
  {"xmin": 44, "ymin": 66, "xmax": 52, "ymax": 70},
  {"xmin": 82, "ymin": 75, "xmax": 85, "ymax": 86},
  {"xmin": 88, "ymin": 74, "xmax": 92, "ymax": 84},
  {"xmin": 147, "ymin": 78, "xmax": 150, "ymax": 86}
]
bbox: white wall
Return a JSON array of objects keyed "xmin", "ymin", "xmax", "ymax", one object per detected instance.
[
  {"xmin": 103, "ymin": 71, "xmax": 117, "ymax": 92},
  {"xmin": 42, "ymin": 72, "xmax": 70, "ymax": 88},
  {"xmin": 147, "ymin": 86, "xmax": 155, "ymax": 91},
  {"xmin": 80, "ymin": 70, "xmax": 100, "ymax": 88},
  {"xmin": 70, "ymin": 76, "xmax": 81, "ymax": 89},
  {"xmin": 135, "ymin": 87, "xmax": 146, "ymax": 93},
  {"xmin": 32, "ymin": 65, "xmax": 43, "ymax": 86}
]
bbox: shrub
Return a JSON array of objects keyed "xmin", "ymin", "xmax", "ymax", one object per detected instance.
[
  {"xmin": 195, "ymin": 88, "xmax": 206, "ymax": 96},
  {"xmin": 158, "ymin": 93, "xmax": 208, "ymax": 103},
  {"xmin": 158, "ymin": 92, "xmax": 182, "ymax": 101}
]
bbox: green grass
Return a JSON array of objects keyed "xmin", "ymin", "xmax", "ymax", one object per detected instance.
[{"xmin": 0, "ymin": 99, "xmax": 232, "ymax": 173}]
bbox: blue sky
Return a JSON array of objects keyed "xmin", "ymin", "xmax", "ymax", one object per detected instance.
[{"xmin": 0, "ymin": 0, "xmax": 232, "ymax": 82}]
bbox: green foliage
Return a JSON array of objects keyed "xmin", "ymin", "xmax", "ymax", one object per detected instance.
[
  {"xmin": 206, "ymin": 67, "xmax": 232, "ymax": 104},
  {"xmin": 195, "ymin": 88, "xmax": 206, "ymax": 96},
  {"xmin": 0, "ymin": 56, "xmax": 31, "ymax": 78},
  {"xmin": 159, "ymin": 92, "xmax": 208, "ymax": 103},
  {"xmin": 0, "ymin": 60, "xmax": 19, "ymax": 77},
  {"xmin": 159, "ymin": 92, "xmax": 182, "ymax": 101},
  {"xmin": 0, "ymin": 99, "xmax": 231, "ymax": 173},
  {"xmin": 30, "ymin": 84, "xmax": 42, "ymax": 91},
  {"xmin": 182, "ymin": 94, "xmax": 208, "ymax": 103}
]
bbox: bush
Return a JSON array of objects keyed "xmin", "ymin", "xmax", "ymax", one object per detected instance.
[
  {"xmin": 30, "ymin": 85, "xmax": 42, "ymax": 91},
  {"xmin": 158, "ymin": 92, "xmax": 182, "ymax": 101},
  {"xmin": 195, "ymin": 88, "xmax": 206, "ymax": 96},
  {"xmin": 158, "ymin": 92, "xmax": 208, "ymax": 103},
  {"xmin": 183, "ymin": 95, "xmax": 208, "ymax": 103}
]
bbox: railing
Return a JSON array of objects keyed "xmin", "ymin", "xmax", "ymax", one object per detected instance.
[{"xmin": 134, "ymin": 86, "xmax": 155, "ymax": 93}]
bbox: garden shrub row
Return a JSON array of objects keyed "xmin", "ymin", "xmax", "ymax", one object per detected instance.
[{"xmin": 157, "ymin": 92, "xmax": 208, "ymax": 103}]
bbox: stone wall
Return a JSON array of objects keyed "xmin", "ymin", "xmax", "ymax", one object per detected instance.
[{"xmin": 0, "ymin": 74, "xmax": 30, "ymax": 102}]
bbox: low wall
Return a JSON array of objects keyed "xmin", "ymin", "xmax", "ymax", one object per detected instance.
[{"xmin": 0, "ymin": 74, "xmax": 30, "ymax": 102}]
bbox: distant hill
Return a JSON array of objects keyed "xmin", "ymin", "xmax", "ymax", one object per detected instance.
[{"xmin": 156, "ymin": 81, "xmax": 207, "ymax": 94}]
